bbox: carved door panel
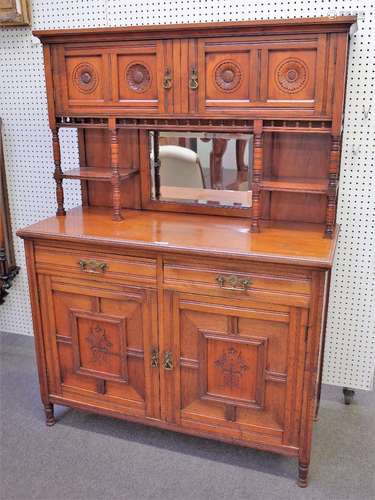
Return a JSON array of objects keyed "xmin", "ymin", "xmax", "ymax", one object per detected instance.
[
  {"xmin": 260, "ymin": 37, "xmax": 327, "ymax": 112},
  {"xmin": 38, "ymin": 274, "xmax": 160, "ymax": 419},
  {"xmin": 163, "ymin": 292, "xmax": 308, "ymax": 447},
  {"xmin": 54, "ymin": 42, "xmax": 166, "ymax": 114},
  {"xmin": 111, "ymin": 41, "xmax": 166, "ymax": 113},
  {"xmin": 55, "ymin": 46, "xmax": 111, "ymax": 113},
  {"xmin": 196, "ymin": 39, "xmax": 256, "ymax": 114}
]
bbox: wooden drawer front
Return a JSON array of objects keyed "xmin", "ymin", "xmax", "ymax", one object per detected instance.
[
  {"xmin": 164, "ymin": 260, "xmax": 311, "ymax": 306},
  {"xmin": 35, "ymin": 246, "xmax": 156, "ymax": 286}
]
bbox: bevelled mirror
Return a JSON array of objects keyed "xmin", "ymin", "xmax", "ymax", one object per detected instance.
[{"xmin": 148, "ymin": 131, "xmax": 253, "ymax": 211}]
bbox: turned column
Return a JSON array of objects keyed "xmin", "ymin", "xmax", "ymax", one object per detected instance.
[
  {"xmin": 251, "ymin": 120, "xmax": 264, "ymax": 232},
  {"xmin": 110, "ymin": 126, "xmax": 123, "ymax": 221},
  {"xmin": 325, "ymin": 135, "xmax": 341, "ymax": 238},
  {"xmin": 51, "ymin": 128, "xmax": 66, "ymax": 216}
]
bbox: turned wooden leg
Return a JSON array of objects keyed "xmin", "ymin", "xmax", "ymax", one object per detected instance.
[
  {"xmin": 44, "ymin": 403, "xmax": 56, "ymax": 427},
  {"xmin": 297, "ymin": 461, "xmax": 309, "ymax": 488}
]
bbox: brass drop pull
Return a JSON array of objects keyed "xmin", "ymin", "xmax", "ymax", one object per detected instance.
[
  {"xmin": 189, "ymin": 67, "xmax": 199, "ymax": 90},
  {"xmin": 78, "ymin": 259, "xmax": 108, "ymax": 273},
  {"xmin": 215, "ymin": 274, "xmax": 252, "ymax": 291},
  {"xmin": 162, "ymin": 67, "xmax": 172, "ymax": 89},
  {"xmin": 151, "ymin": 347, "xmax": 159, "ymax": 368},
  {"xmin": 163, "ymin": 351, "xmax": 174, "ymax": 370}
]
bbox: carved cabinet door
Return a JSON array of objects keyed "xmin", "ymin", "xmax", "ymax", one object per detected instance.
[
  {"xmin": 53, "ymin": 41, "xmax": 166, "ymax": 114},
  {"xmin": 37, "ymin": 274, "xmax": 160, "ymax": 419},
  {"xmin": 162, "ymin": 291, "xmax": 308, "ymax": 448},
  {"xmin": 196, "ymin": 36, "xmax": 328, "ymax": 115}
]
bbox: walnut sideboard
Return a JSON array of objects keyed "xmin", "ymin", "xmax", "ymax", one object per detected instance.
[{"xmin": 18, "ymin": 16, "xmax": 356, "ymax": 487}]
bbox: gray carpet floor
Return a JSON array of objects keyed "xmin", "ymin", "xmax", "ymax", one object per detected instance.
[{"xmin": 1, "ymin": 332, "xmax": 374, "ymax": 500}]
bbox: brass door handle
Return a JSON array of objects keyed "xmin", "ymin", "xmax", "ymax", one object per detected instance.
[
  {"xmin": 78, "ymin": 259, "xmax": 108, "ymax": 273},
  {"xmin": 162, "ymin": 67, "xmax": 172, "ymax": 89},
  {"xmin": 163, "ymin": 351, "xmax": 173, "ymax": 370},
  {"xmin": 215, "ymin": 274, "xmax": 252, "ymax": 291},
  {"xmin": 151, "ymin": 347, "xmax": 159, "ymax": 368},
  {"xmin": 189, "ymin": 67, "xmax": 199, "ymax": 90}
]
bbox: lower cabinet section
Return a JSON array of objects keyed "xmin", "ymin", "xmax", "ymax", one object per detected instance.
[{"xmin": 26, "ymin": 243, "xmax": 324, "ymax": 487}]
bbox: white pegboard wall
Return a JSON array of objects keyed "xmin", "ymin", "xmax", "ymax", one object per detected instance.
[{"xmin": 0, "ymin": 1, "xmax": 374, "ymax": 390}]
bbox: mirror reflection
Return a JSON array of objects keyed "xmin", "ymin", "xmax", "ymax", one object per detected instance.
[{"xmin": 149, "ymin": 131, "xmax": 253, "ymax": 208}]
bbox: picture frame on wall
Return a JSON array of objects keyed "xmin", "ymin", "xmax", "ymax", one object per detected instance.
[{"xmin": 0, "ymin": 0, "xmax": 30, "ymax": 26}]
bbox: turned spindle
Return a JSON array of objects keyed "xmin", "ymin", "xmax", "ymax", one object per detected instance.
[
  {"xmin": 251, "ymin": 127, "xmax": 264, "ymax": 233},
  {"xmin": 51, "ymin": 128, "xmax": 66, "ymax": 216},
  {"xmin": 110, "ymin": 128, "xmax": 123, "ymax": 221},
  {"xmin": 153, "ymin": 131, "xmax": 161, "ymax": 199},
  {"xmin": 325, "ymin": 135, "xmax": 341, "ymax": 238}
]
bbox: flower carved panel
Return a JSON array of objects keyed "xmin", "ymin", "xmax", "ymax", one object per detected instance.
[
  {"xmin": 275, "ymin": 58, "xmax": 309, "ymax": 94},
  {"xmin": 70, "ymin": 310, "xmax": 128, "ymax": 383},
  {"xmin": 214, "ymin": 61, "xmax": 242, "ymax": 93},
  {"xmin": 215, "ymin": 347, "xmax": 248, "ymax": 389},
  {"xmin": 72, "ymin": 62, "xmax": 99, "ymax": 94},
  {"xmin": 126, "ymin": 62, "xmax": 152, "ymax": 93},
  {"xmin": 86, "ymin": 324, "xmax": 113, "ymax": 362},
  {"xmin": 197, "ymin": 329, "xmax": 267, "ymax": 409}
]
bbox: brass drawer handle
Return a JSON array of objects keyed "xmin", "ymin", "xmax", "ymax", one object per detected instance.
[
  {"xmin": 151, "ymin": 347, "xmax": 159, "ymax": 368},
  {"xmin": 162, "ymin": 67, "xmax": 172, "ymax": 89},
  {"xmin": 189, "ymin": 67, "xmax": 199, "ymax": 90},
  {"xmin": 79, "ymin": 259, "xmax": 108, "ymax": 273},
  {"xmin": 215, "ymin": 274, "xmax": 252, "ymax": 291},
  {"xmin": 163, "ymin": 351, "xmax": 173, "ymax": 370}
]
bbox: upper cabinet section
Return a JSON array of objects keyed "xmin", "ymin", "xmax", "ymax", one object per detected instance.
[{"xmin": 35, "ymin": 16, "xmax": 356, "ymax": 121}]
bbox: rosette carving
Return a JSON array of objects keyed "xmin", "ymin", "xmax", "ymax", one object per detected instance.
[
  {"xmin": 214, "ymin": 61, "xmax": 242, "ymax": 93},
  {"xmin": 72, "ymin": 63, "xmax": 99, "ymax": 94},
  {"xmin": 126, "ymin": 62, "xmax": 151, "ymax": 93},
  {"xmin": 275, "ymin": 58, "xmax": 308, "ymax": 94}
]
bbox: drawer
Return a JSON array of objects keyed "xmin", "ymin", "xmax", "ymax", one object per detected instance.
[
  {"xmin": 163, "ymin": 259, "xmax": 311, "ymax": 306},
  {"xmin": 35, "ymin": 245, "xmax": 157, "ymax": 286}
]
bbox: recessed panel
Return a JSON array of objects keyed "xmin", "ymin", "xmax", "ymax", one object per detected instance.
[
  {"xmin": 117, "ymin": 54, "xmax": 158, "ymax": 105},
  {"xmin": 207, "ymin": 339, "xmax": 258, "ymax": 404},
  {"xmin": 267, "ymin": 49, "xmax": 316, "ymax": 102},
  {"xmin": 65, "ymin": 55, "xmax": 105, "ymax": 101},
  {"xmin": 205, "ymin": 51, "xmax": 251, "ymax": 102},
  {"xmin": 71, "ymin": 310, "xmax": 128, "ymax": 382},
  {"xmin": 199, "ymin": 331, "xmax": 267, "ymax": 408}
]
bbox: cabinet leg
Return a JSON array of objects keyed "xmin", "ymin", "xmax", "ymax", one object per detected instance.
[
  {"xmin": 343, "ymin": 387, "xmax": 355, "ymax": 405},
  {"xmin": 297, "ymin": 461, "xmax": 309, "ymax": 488},
  {"xmin": 44, "ymin": 403, "xmax": 56, "ymax": 426}
]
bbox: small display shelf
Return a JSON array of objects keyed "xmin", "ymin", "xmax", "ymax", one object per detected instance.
[
  {"xmin": 261, "ymin": 177, "xmax": 329, "ymax": 194},
  {"xmin": 62, "ymin": 167, "xmax": 139, "ymax": 182}
]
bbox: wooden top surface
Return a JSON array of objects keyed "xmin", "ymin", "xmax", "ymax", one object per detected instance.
[
  {"xmin": 33, "ymin": 16, "xmax": 357, "ymax": 42},
  {"xmin": 18, "ymin": 207, "xmax": 338, "ymax": 268}
]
